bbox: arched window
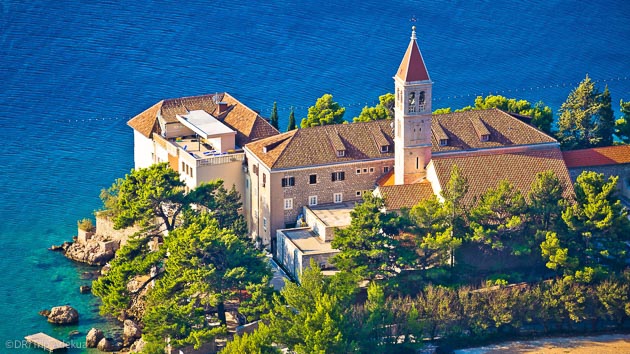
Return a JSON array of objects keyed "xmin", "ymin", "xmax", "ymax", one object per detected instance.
[
  {"xmin": 408, "ymin": 92, "xmax": 416, "ymax": 113},
  {"xmin": 418, "ymin": 91, "xmax": 426, "ymax": 112}
]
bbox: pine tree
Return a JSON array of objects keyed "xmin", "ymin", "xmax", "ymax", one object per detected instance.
[
  {"xmin": 300, "ymin": 94, "xmax": 345, "ymax": 128},
  {"xmin": 615, "ymin": 99, "xmax": 630, "ymax": 143},
  {"xmin": 331, "ymin": 195, "xmax": 404, "ymax": 280},
  {"xmin": 557, "ymin": 75, "xmax": 610, "ymax": 149},
  {"xmin": 595, "ymin": 86, "xmax": 615, "ymax": 147},
  {"xmin": 287, "ymin": 106, "xmax": 296, "ymax": 131},
  {"xmin": 561, "ymin": 171, "xmax": 630, "ymax": 270},
  {"xmin": 270, "ymin": 101, "xmax": 279, "ymax": 130},
  {"xmin": 353, "ymin": 93, "xmax": 395, "ymax": 122}
]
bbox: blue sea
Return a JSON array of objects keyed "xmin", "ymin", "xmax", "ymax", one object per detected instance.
[{"xmin": 1, "ymin": 0, "xmax": 629, "ymax": 352}]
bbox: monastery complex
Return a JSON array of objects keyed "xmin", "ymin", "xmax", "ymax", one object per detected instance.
[{"xmin": 128, "ymin": 28, "xmax": 630, "ymax": 280}]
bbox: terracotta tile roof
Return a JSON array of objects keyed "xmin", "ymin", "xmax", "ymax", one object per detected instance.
[
  {"xmin": 127, "ymin": 101, "xmax": 163, "ymax": 138},
  {"xmin": 246, "ymin": 108, "xmax": 555, "ymax": 170},
  {"xmin": 246, "ymin": 120, "xmax": 395, "ymax": 169},
  {"xmin": 431, "ymin": 109, "xmax": 556, "ymax": 153},
  {"xmin": 378, "ymin": 182, "xmax": 435, "ymax": 210},
  {"xmin": 396, "ymin": 31, "xmax": 430, "ymax": 82},
  {"xmin": 127, "ymin": 92, "xmax": 279, "ymax": 146},
  {"xmin": 562, "ymin": 145, "xmax": 630, "ymax": 168},
  {"xmin": 432, "ymin": 147, "xmax": 574, "ymax": 206}
]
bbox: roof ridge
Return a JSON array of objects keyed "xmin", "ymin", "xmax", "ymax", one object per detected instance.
[
  {"xmin": 494, "ymin": 108, "xmax": 558, "ymax": 142},
  {"xmin": 269, "ymin": 130, "xmax": 299, "ymax": 168}
]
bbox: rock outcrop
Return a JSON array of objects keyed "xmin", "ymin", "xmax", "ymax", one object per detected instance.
[
  {"xmin": 47, "ymin": 305, "xmax": 79, "ymax": 325},
  {"xmin": 86, "ymin": 328, "xmax": 104, "ymax": 348},
  {"xmin": 79, "ymin": 285, "xmax": 91, "ymax": 294},
  {"xmin": 129, "ymin": 337, "xmax": 146, "ymax": 353},
  {"xmin": 97, "ymin": 337, "xmax": 122, "ymax": 352},
  {"xmin": 123, "ymin": 319, "xmax": 142, "ymax": 346},
  {"xmin": 63, "ymin": 239, "xmax": 116, "ymax": 266}
]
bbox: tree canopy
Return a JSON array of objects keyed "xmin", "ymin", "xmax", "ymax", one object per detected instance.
[
  {"xmin": 300, "ymin": 94, "xmax": 346, "ymax": 128},
  {"xmin": 455, "ymin": 95, "xmax": 554, "ymax": 134},
  {"xmin": 142, "ymin": 213, "xmax": 270, "ymax": 352},
  {"xmin": 270, "ymin": 101, "xmax": 279, "ymax": 130},
  {"xmin": 287, "ymin": 106, "xmax": 296, "ymax": 131},
  {"xmin": 353, "ymin": 93, "xmax": 395, "ymax": 122},
  {"xmin": 615, "ymin": 99, "xmax": 630, "ymax": 144},
  {"xmin": 102, "ymin": 163, "xmax": 185, "ymax": 231},
  {"xmin": 331, "ymin": 194, "xmax": 408, "ymax": 281},
  {"xmin": 557, "ymin": 75, "xmax": 615, "ymax": 149}
]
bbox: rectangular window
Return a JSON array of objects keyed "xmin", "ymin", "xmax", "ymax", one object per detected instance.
[
  {"xmin": 253, "ymin": 164, "xmax": 259, "ymax": 175},
  {"xmin": 481, "ymin": 134, "xmax": 490, "ymax": 142},
  {"xmin": 383, "ymin": 166, "xmax": 390, "ymax": 173},
  {"xmin": 336, "ymin": 150, "xmax": 345, "ymax": 157},
  {"xmin": 281, "ymin": 176, "xmax": 295, "ymax": 187},
  {"xmin": 369, "ymin": 167, "xmax": 374, "ymax": 173},
  {"xmin": 308, "ymin": 195, "xmax": 318, "ymax": 206},
  {"xmin": 309, "ymin": 174, "xmax": 317, "ymax": 184},
  {"xmin": 356, "ymin": 191, "xmax": 362, "ymax": 197},
  {"xmin": 356, "ymin": 168, "xmax": 361, "ymax": 174},
  {"xmin": 263, "ymin": 217, "xmax": 267, "ymax": 232},
  {"xmin": 190, "ymin": 168, "xmax": 193, "ymax": 178},
  {"xmin": 284, "ymin": 198, "xmax": 293, "ymax": 210},
  {"xmin": 262, "ymin": 173, "xmax": 266, "ymax": 187},
  {"xmin": 331, "ymin": 171, "xmax": 345, "ymax": 182},
  {"xmin": 380, "ymin": 145, "xmax": 389, "ymax": 153},
  {"xmin": 363, "ymin": 168, "xmax": 368, "ymax": 173},
  {"xmin": 334, "ymin": 193, "xmax": 343, "ymax": 203}
]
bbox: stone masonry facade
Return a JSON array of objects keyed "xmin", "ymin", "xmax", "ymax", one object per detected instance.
[{"xmin": 274, "ymin": 158, "xmax": 394, "ymax": 227}]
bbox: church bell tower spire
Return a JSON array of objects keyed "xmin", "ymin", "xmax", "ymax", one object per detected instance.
[{"xmin": 393, "ymin": 26, "xmax": 433, "ymax": 185}]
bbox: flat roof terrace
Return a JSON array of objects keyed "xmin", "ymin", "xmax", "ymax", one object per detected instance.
[
  {"xmin": 281, "ymin": 228, "xmax": 338, "ymax": 255},
  {"xmin": 307, "ymin": 201, "xmax": 357, "ymax": 228},
  {"xmin": 173, "ymin": 137, "xmax": 242, "ymax": 160}
]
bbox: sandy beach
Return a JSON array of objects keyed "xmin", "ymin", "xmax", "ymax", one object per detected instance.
[{"xmin": 454, "ymin": 334, "xmax": 630, "ymax": 354}]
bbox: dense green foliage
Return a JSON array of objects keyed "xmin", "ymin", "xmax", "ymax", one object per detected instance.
[
  {"xmin": 100, "ymin": 163, "xmax": 185, "ymax": 231},
  {"xmin": 616, "ymin": 99, "xmax": 630, "ymax": 143},
  {"xmin": 270, "ymin": 101, "xmax": 279, "ymax": 130},
  {"xmin": 557, "ymin": 76, "xmax": 616, "ymax": 149},
  {"xmin": 266, "ymin": 263, "xmax": 358, "ymax": 353},
  {"xmin": 221, "ymin": 323, "xmax": 279, "ymax": 354},
  {"xmin": 353, "ymin": 93, "xmax": 395, "ymax": 122},
  {"xmin": 92, "ymin": 164, "xmax": 272, "ymax": 352},
  {"xmin": 287, "ymin": 106, "xmax": 296, "ymax": 131},
  {"xmin": 142, "ymin": 213, "xmax": 269, "ymax": 352},
  {"xmin": 456, "ymin": 95, "xmax": 554, "ymax": 134},
  {"xmin": 300, "ymin": 94, "xmax": 346, "ymax": 128},
  {"xmin": 331, "ymin": 194, "xmax": 410, "ymax": 281}
]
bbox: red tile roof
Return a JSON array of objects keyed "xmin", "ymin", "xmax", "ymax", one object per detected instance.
[
  {"xmin": 432, "ymin": 147, "xmax": 574, "ymax": 206},
  {"xmin": 431, "ymin": 109, "xmax": 556, "ymax": 152},
  {"xmin": 247, "ymin": 109, "xmax": 556, "ymax": 170},
  {"xmin": 246, "ymin": 120, "xmax": 395, "ymax": 169},
  {"xmin": 127, "ymin": 92, "xmax": 279, "ymax": 146},
  {"xmin": 562, "ymin": 145, "xmax": 630, "ymax": 168},
  {"xmin": 395, "ymin": 29, "xmax": 430, "ymax": 82},
  {"xmin": 378, "ymin": 182, "xmax": 435, "ymax": 211}
]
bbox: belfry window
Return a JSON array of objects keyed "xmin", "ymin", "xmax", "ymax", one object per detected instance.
[
  {"xmin": 418, "ymin": 91, "xmax": 426, "ymax": 112},
  {"xmin": 408, "ymin": 92, "xmax": 416, "ymax": 113}
]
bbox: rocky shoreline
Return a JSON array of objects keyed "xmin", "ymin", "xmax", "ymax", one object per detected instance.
[{"xmin": 46, "ymin": 214, "xmax": 144, "ymax": 352}]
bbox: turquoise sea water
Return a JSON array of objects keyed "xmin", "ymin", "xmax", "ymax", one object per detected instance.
[{"xmin": 1, "ymin": 1, "xmax": 629, "ymax": 352}]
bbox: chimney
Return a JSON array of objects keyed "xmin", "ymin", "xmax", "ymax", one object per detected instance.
[{"xmin": 217, "ymin": 101, "xmax": 228, "ymax": 114}]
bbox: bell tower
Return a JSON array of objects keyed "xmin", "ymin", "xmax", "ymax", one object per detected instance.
[{"xmin": 394, "ymin": 26, "xmax": 433, "ymax": 185}]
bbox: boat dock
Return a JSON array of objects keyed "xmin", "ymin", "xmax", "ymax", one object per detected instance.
[{"xmin": 24, "ymin": 333, "xmax": 68, "ymax": 352}]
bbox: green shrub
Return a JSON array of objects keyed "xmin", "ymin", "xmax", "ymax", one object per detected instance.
[{"xmin": 77, "ymin": 218, "xmax": 95, "ymax": 232}]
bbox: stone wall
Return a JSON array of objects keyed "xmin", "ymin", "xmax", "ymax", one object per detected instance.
[{"xmin": 95, "ymin": 212, "xmax": 142, "ymax": 246}]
